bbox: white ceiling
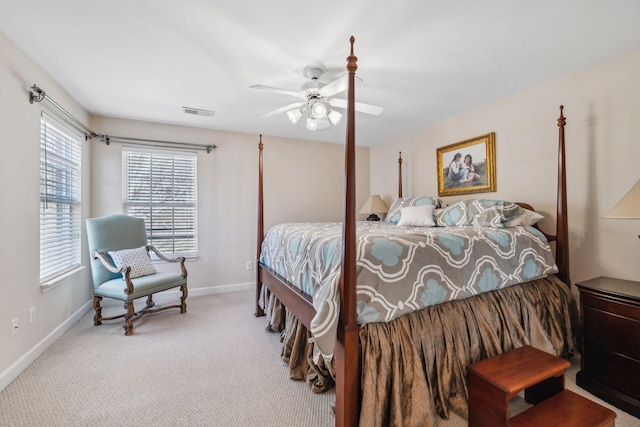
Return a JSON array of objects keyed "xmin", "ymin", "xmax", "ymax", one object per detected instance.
[{"xmin": 2, "ymin": 1, "xmax": 640, "ymax": 147}]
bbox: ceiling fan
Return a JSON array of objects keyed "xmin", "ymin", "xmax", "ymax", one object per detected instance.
[{"xmin": 250, "ymin": 67, "xmax": 383, "ymax": 131}]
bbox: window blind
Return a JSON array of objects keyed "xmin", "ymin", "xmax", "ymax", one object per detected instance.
[
  {"xmin": 40, "ymin": 113, "xmax": 82, "ymax": 283},
  {"xmin": 123, "ymin": 148, "xmax": 197, "ymax": 257}
]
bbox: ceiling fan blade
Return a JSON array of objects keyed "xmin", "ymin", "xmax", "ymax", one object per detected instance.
[
  {"xmin": 319, "ymin": 75, "xmax": 348, "ymax": 98},
  {"xmin": 328, "ymin": 98, "xmax": 384, "ymax": 115},
  {"xmin": 250, "ymin": 85, "xmax": 306, "ymax": 100},
  {"xmin": 262, "ymin": 102, "xmax": 306, "ymax": 117}
]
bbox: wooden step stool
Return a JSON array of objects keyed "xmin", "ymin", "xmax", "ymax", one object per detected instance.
[{"xmin": 467, "ymin": 345, "xmax": 616, "ymax": 427}]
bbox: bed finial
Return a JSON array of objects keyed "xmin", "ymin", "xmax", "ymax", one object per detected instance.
[
  {"xmin": 259, "ymin": 134, "xmax": 263, "ymax": 151},
  {"xmin": 347, "ymin": 36, "xmax": 357, "ymax": 73},
  {"xmin": 558, "ymin": 105, "xmax": 566, "ymax": 128}
]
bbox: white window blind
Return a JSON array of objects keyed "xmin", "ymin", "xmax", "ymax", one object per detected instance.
[
  {"xmin": 123, "ymin": 148, "xmax": 197, "ymax": 257},
  {"xmin": 40, "ymin": 113, "xmax": 82, "ymax": 283}
]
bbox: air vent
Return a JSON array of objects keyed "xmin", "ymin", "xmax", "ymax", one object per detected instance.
[{"xmin": 182, "ymin": 106, "xmax": 215, "ymax": 117}]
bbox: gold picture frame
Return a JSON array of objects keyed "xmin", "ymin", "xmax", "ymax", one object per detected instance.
[{"xmin": 437, "ymin": 132, "xmax": 496, "ymax": 197}]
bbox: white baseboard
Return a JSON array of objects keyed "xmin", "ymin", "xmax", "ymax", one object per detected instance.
[
  {"xmin": 185, "ymin": 282, "xmax": 253, "ymax": 296},
  {"xmin": 0, "ymin": 300, "xmax": 92, "ymax": 392},
  {"xmin": 0, "ymin": 282, "xmax": 254, "ymax": 392}
]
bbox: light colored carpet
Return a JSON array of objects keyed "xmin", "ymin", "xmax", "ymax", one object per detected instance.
[{"xmin": 0, "ymin": 290, "xmax": 638, "ymax": 426}]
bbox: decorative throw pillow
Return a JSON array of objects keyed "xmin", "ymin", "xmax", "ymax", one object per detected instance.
[
  {"xmin": 108, "ymin": 246, "xmax": 157, "ymax": 279},
  {"xmin": 506, "ymin": 208, "xmax": 544, "ymax": 227},
  {"xmin": 385, "ymin": 196, "xmax": 445, "ymax": 223},
  {"xmin": 397, "ymin": 205, "xmax": 436, "ymax": 227},
  {"xmin": 435, "ymin": 199, "xmax": 525, "ymax": 228}
]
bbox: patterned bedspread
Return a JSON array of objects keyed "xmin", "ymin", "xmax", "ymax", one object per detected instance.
[{"xmin": 260, "ymin": 221, "xmax": 558, "ymax": 359}]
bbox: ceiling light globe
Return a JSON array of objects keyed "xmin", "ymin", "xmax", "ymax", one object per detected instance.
[
  {"xmin": 305, "ymin": 116, "xmax": 319, "ymax": 131},
  {"xmin": 311, "ymin": 102, "xmax": 327, "ymax": 118}
]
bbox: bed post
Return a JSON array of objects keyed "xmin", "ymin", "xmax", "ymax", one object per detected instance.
[
  {"xmin": 555, "ymin": 106, "xmax": 570, "ymax": 286},
  {"xmin": 335, "ymin": 36, "xmax": 360, "ymax": 427},
  {"xmin": 398, "ymin": 151, "xmax": 403, "ymax": 198},
  {"xmin": 255, "ymin": 135, "xmax": 265, "ymax": 317}
]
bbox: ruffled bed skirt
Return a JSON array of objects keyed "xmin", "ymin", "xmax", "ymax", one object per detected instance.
[{"xmin": 263, "ymin": 275, "xmax": 579, "ymax": 427}]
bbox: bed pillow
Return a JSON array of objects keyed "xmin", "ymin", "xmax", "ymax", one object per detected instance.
[
  {"xmin": 397, "ymin": 205, "xmax": 436, "ymax": 227},
  {"xmin": 385, "ymin": 196, "xmax": 445, "ymax": 223},
  {"xmin": 108, "ymin": 246, "xmax": 157, "ymax": 279},
  {"xmin": 506, "ymin": 208, "xmax": 544, "ymax": 227},
  {"xmin": 435, "ymin": 199, "xmax": 525, "ymax": 228}
]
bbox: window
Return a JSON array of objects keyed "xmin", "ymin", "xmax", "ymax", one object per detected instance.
[
  {"xmin": 123, "ymin": 148, "xmax": 197, "ymax": 257},
  {"xmin": 40, "ymin": 113, "xmax": 82, "ymax": 284}
]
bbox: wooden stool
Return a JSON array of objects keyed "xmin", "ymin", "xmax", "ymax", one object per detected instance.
[
  {"xmin": 509, "ymin": 389, "xmax": 615, "ymax": 427},
  {"xmin": 467, "ymin": 345, "xmax": 616, "ymax": 427}
]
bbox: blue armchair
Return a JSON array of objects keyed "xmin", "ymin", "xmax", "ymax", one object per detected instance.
[{"xmin": 86, "ymin": 215, "xmax": 188, "ymax": 335}]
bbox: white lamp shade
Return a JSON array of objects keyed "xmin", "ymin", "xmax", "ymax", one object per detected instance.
[
  {"xmin": 327, "ymin": 109, "xmax": 342, "ymax": 125},
  {"xmin": 287, "ymin": 109, "xmax": 302, "ymax": 124},
  {"xmin": 605, "ymin": 179, "xmax": 640, "ymax": 219},
  {"xmin": 359, "ymin": 195, "xmax": 389, "ymax": 214}
]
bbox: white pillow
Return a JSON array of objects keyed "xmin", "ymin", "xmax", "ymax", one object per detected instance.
[
  {"xmin": 108, "ymin": 246, "xmax": 157, "ymax": 279},
  {"xmin": 506, "ymin": 209, "xmax": 544, "ymax": 227},
  {"xmin": 397, "ymin": 205, "xmax": 436, "ymax": 227}
]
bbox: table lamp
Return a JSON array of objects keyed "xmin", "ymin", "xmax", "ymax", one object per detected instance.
[
  {"xmin": 604, "ymin": 178, "xmax": 640, "ymax": 238},
  {"xmin": 359, "ymin": 195, "xmax": 388, "ymax": 221}
]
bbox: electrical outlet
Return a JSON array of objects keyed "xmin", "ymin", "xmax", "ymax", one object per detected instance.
[
  {"xmin": 11, "ymin": 318, "xmax": 18, "ymax": 336},
  {"xmin": 246, "ymin": 261, "xmax": 253, "ymax": 271},
  {"xmin": 29, "ymin": 307, "xmax": 36, "ymax": 325}
]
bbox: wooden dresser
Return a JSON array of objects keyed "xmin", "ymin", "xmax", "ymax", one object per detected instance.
[{"xmin": 576, "ymin": 276, "xmax": 640, "ymax": 418}]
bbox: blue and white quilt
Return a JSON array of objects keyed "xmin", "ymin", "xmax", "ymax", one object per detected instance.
[{"xmin": 260, "ymin": 221, "xmax": 558, "ymax": 359}]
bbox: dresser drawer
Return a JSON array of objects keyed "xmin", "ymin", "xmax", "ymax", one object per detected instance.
[
  {"xmin": 582, "ymin": 342, "xmax": 640, "ymax": 399},
  {"xmin": 582, "ymin": 292, "xmax": 640, "ymax": 320},
  {"xmin": 583, "ymin": 305, "xmax": 640, "ymax": 358}
]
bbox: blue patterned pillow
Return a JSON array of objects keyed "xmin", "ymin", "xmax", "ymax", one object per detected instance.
[
  {"xmin": 435, "ymin": 199, "xmax": 524, "ymax": 228},
  {"xmin": 385, "ymin": 196, "xmax": 445, "ymax": 223}
]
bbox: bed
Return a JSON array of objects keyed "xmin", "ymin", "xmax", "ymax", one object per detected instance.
[{"xmin": 254, "ymin": 37, "xmax": 577, "ymax": 427}]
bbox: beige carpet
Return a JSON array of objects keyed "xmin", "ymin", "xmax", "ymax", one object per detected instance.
[{"xmin": 0, "ymin": 290, "xmax": 638, "ymax": 426}]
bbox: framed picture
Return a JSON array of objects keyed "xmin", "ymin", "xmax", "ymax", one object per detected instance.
[{"xmin": 437, "ymin": 132, "xmax": 496, "ymax": 197}]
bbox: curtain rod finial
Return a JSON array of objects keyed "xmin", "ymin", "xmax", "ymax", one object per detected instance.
[{"xmin": 29, "ymin": 84, "xmax": 45, "ymax": 104}]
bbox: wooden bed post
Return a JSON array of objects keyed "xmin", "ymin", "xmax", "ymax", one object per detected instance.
[
  {"xmin": 398, "ymin": 151, "xmax": 403, "ymax": 198},
  {"xmin": 335, "ymin": 36, "xmax": 360, "ymax": 427},
  {"xmin": 255, "ymin": 135, "xmax": 265, "ymax": 317},
  {"xmin": 556, "ymin": 106, "xmax": 570, "ymax": 286}
]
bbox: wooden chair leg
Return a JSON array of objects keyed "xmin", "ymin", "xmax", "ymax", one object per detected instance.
[
  {"xmin": 123, "ymin": 301, "xmax": 135, "ymax": 336},
  {"xmin": 93, "ymin": 296, "xmax": 103, "ymax": 326},
  {"xmin": 145, "ymin": 295, "xmax": 155, "ymax": 309},
  {"xmin": 180, "ymin": 284, "xmax": 188, "ymax": 313}
]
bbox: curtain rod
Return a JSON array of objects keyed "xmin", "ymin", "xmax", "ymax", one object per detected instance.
[
  {"xmin": 30, "ymin": 84, "xmax": 97, "ymax": 139},
  {"xmin": 101, "ymin": 135, "xmax": 216, "ymax": 153},
  {"xmin": 29, "ymin": 84, "xmax": 217, "ymax": 153}
]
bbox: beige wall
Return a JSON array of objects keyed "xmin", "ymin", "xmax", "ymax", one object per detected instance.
[
  {"xmin": 371, "ymin": 49, "xmax": 640, "ymax": 286},
  {"xmin": 90, "ymin": 116, "xmax": 371, "ymax": 290},
  {"xmin": 0, "ymin": 31, "xmax": 93, "ymax": 386}
]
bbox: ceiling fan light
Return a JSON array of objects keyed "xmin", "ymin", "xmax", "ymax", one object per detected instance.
[
  {"xmin": 310, "ymin": 101, "xmax": 327, "ymax": 118},
  {"xmin": 305, "ymin": 116, "xmax": 319, "ymax": 131},
  {"xmin": 327, "ymin": 109, "xmax": 342, "ymax": 125},
  {"xmin": 287, "ymin": 109, "xmax": 302, "ymax": 124}
]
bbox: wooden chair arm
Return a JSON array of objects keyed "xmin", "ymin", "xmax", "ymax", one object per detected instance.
[
  {"xmin": 93, "ymin": 251, "xmax": 125, "ymax": 274},
  {"xmin": 147, "ymin": 245, "xmax": 188, "ymax": 279},
  {"xmin": 92, "ymin": 251, "xmax": 135, "ymax": 295}
]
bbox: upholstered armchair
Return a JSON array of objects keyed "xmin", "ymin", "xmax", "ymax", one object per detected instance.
[{"xmin": 86, "ymin": 215, "xmax": 188, "ymax": 335}]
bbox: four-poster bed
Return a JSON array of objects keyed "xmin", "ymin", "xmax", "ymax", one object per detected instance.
[{"xmin": 255, "ymin": 37, "xmax": 576, "ymax": 427}]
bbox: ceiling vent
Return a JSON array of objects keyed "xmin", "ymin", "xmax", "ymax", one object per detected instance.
[{"xmin": 182, "ymin": 106, "xmax": 215, "ymax": 117}]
